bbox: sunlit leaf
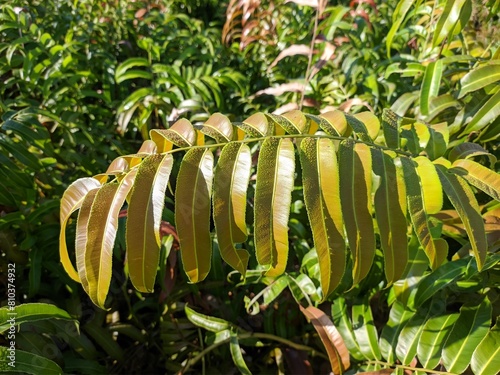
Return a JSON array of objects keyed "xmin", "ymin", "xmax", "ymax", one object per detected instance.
[
  {"xmin": 213, "ymin": 143, "xmax": 252, "ymax": 276},
  {"xmin": 150, "ymin": 118, "xmax": 196, "ymax": 152},
  {"xmin": 471, "ymin": 319, "xmax": 500, "ymax": 375},
  {"xmin": 300, "ymin": 138, "xmax": 346, "ymax": 299},
  {"xmin": 230, "ymin": 332, "xmax": 252, "ymax": 375},
  {"xmin": 127, "ymin": 154, "xmax": 173, "ymax": 292},
  {"xmin": 386, "ymin": 0, "xmax": 416, "ymax": 57},
  {"xmin": 0, "ymin": 303, "xmax": 73, "ymax": 333},
  {"xmin": 432, "ymin": 0, "xmax": 468, "ymax": 47},
  {"xmin": 254, "ymin": 137, "xmax": 295, "ymax": 276},
  {"xmin": 59, "ymin": 178, "xmax": 101, "ymax": 282},
  {"xmin": 185, "ymin": 305, "xmax": 230, "ymax": 332},
  {"xmin": 202, "ymin": 112, "xmax": 234, "ymax": 143},
  {"xmin": 352, "ymin": 298, "xmax": 381, "ymax": 360},
  {"xmin": 379, "ymin": 301, "xmax": 412, "ymax": 363},
  {"xmin": 458, "ymin": 63, "xmax": 500, "ymax": 98},
  {"xmin": 339, "ymin": 139, "xmax": 375, "ymax": 284},
  {"xmin": 450, "ymin": 159, "xmax": 500, "ymax": 202},
  {"xmin": 331, "ymin": 297, "xmax": 364, "ymax": 361},
  {"xmin": 0, "ymin": 347, "xmax": 62, "ymax": 374}
]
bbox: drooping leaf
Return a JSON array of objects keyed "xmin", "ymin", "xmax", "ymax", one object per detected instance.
[
  {"xmin": 432, "ymin": 0, "xmax": 468, "ymax": 47},
  {"xmin": 458, "ymin": 63, "xmax": 500, "ymax": 98},
  {"xmin": 379, "ymin": 300, "xmax": 412, "ymax": 363},
  {"xmin": 185, "ymin": 305, "xmax": 230, "ymax": 332},
  {"xmin": 84, "ymin": 170, "xmax": 137, "ymax": 308},
  {"xmin": 471, "ymin": 319, "xmax": 500, "ymax": 375},
  {"xmin": 176, "ymin": 149, "xmax": 214, "ymax": 283},
  {"xmin": 401, "ymin": 157, "xmax": 448, "ymax": 270},
  {"xmin": 436, "ymin": 165, "xmax": 487, "ymax": 270},
  {"xmin": 60, "ymin": 178, "xmax": 101, "ymax": 282},
  {"xmin": 450, "ymin": 159, "xmax": 500, "ymax": 202},
  {"xmin": 300, "ymin": 138, "xmax": 346, "ymax": 299},
  {"xmin": 300, "ymin": 305, "xmax": 350, "ymax": 373},
  {"xmin": 415, "ymin": 156, "xmax": 443, "ymax": 214},
  {"xmin": 331, "ymin": 298, "xmax": 364, "ymax": 361},
  {"xmin": 448, "ymin": 142, "xmax": 496, "ymax": 168},
  {"xmin": 213, "ymin": 143, "xmax": 252, "ymax": 276},
  {"xmin": 462, "ymin": 90, "xmax": 500, "ymax": 134},
  {"xmin": 386, "ymin": 0, "xmax": 416, "ymax": 57},
  {"xmin": 381, "ymin": 108, "xmax": 401, "ymax": 149},
  {"xmin": 230, "ymin": 332, "xmax": 252, "ymax": 375},
  {"xmin": 442, "ymin": 297, "xmax": 492, "ymax": 374},
  {"xmin": 127, "ymin": 154, "xmax": 174, "ymax": 292},
  {"xmin": 254, "ymin": 137, "xmax": 295, "ymax": 276},
  {"xmin": 372, "ymin": 149, "xmax": 408, "ymax": 285},
  {"xmin": 339, "ymin": 139, "xmax": 375, "ymax": 284}
]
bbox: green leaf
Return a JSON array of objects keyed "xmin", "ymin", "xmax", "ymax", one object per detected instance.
[
  {"xmin": 458, "ymin": 63, "xmax": 500, "ymax": 98},
  {"xmin": 339, "ymin": 139, "xmax": 375, "ymax": 284},
  {"xmin": 451, "ymin": 158, "xmax": 500, "ymax": 202},
  {"xmin": 471, "ymin": 319, "xmax": 500, "ymax": 375},
  {"xmin": 331, "ymin": 298, "xmax": 364, "ymax": 361},
  {"xmin": 417, "ymin": 313, "xmax": 459, "ymax": 369},
  {"xmin": 115, "ymin": 57, "xmax": 150, "ymax": 82},
  {"xmin": 432, "ymin": 0, "xmax": 468, "ymax": 47},
  {"xmin": 213, "ymin": 143, "xmax": 251, "ymax": 276},
  {"xmin": 185, "ymin": 305, "xmax": 230, "ymax": 332},
  {"xmin": 59, "ymin": 177, "xmax": 101, "ymax": 282},
  {"xmin": 0, "ymin": 303, "xmax": 73, "ymax": 333},
  {"xmin": 448, "ymin": 142, "xmax": 496, "ymax": 168},
  {"xmin": 379, "ymin": 300, "xmax": 413, "ymax": 363},
  {"xmin": 229, "ymin": 332, "xmax": 252, "ymax": 375},
  {"xmin": 381, "ymin": 108, "xmax": 401, "ymax": 149},
  {"xmin": 436, "ymin": 165, "xmax": 487, "ymax": 270},
  {"xmin": 0, "ymin": 347, "xmax": 62, "ymax": 374},
  {"xmin": 127, "ymin": 154, "xmax": 173, "ymax": 292},
  {"xmin": 425, "ymin": 122, "xmax": 449, "ymax": 160},
  {"xmin": 176, "ymin": 149, "xmax": 214, "ymax": 282},
  {"xmin": 84, "ymin": 170, "xmax": 137, "ymax": 308},
  {"xmin": 462, "ymin": 90, "xmax": 500, "ymax": 134},
  {"xmin": 414, "ymin": 258, "xmax": 469, "ymax": 306},
  {"xmin": 442, "ymin": 297, "xmax": 492, "ymax": 374},
  {"xmin": 254, "ymin": 137, "xmax": 295, "ymax": 276},
  {"xmin": 300, "ymin": 138, "xmax": 346, "ymax": 299},
  {"xmin": 352, "ymin": 298, "xmax": 381, "ymax": 360},
  {"xmin": 401, "ymin": 157, "xmax": 447, "ymax": 270},
  {"xmin": 420, "ymin": 60, "xmax": 443, "ymax": 116},
  {"xmin": 386, "ymin": 0, "xmax": 416, "ymax": 57},
  {"xmin": 372, "ymin": 149, "xmax": 408, "ymax": 285}
]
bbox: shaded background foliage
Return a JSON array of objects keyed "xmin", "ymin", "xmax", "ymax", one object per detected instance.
[{"xmin": 0, "ymin": 0, "xmax": 499, "ymax": 374}]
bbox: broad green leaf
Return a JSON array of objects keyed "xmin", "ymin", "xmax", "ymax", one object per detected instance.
[
  {"xmin": 401, "ymin": 157, "xmax": 447, "ymax": 270},
  {"xmin": 425, "ymin": 122, "xmax": 449, "ymax": 160},
  {"xmin": 0, "ymin": 303, "xmax": 73, "ymax": 333},
  {"xmin": 415, "ymin": 156, "xmax": 443, "ymax": 214},
  {"xmin": 436, "ymin": 165, "xmax": 487, "ymax": 270},
  {"xmin": 339, "ymin": 139, "xmax": 375, "ymax": 284},
  {"xmin": 115, "ymin": 57, "xmax": 149, "ymax": 81},
  {"xmin": 381, "ymin": 108, "xmax": 401, "ymax": 149},
  {"xmin": 462, "ymin": 90, "xmax": 500, "ymax": 134},
  {"xmin": 386, "ymin": 0, "xmax": 416, "ymax": 57},
  {"xmin": 300, "ymin": 138, "xmax": 345, "ymax": 299},
  {"xmin": 185, "ymin": 305, "xmax": 230, "ymax": 332},
  {"xmin": 150, "ymin": 118, "xmax": 196, "ymax": 152},
  {"xmin": 254, "ymin": 137, "xmax": 295, "ymax": 276},
  {"xmin": 331, "ymin": 298, "xmax": 364, "ymax": 361},
  {"xmin": 84, "ymin": 170, "xmax": 137, "ymax": 308},
  {"xmin": 401, "ymin": 122, "xmax": 430, "ymax": 154},
  {"xmin": 420, "ymin": 60, "xmax": 443, "ymax": 116},
  {"xmin": 390, "ymin": 91, "xmax": 419, "ymax": 117},
  {"xmin": 417, "ymin": 313, "xmax": 459, "ymax": 369},
  {"xmin": 379, "ymin": 300, "xmax": 412, "ymax": 363},
  {"xmin": 442, "ymin": 297, "xmax": 492, "ymax": 374},
  {"xmin": 202, "ymin": 112, "xmax": 234, "ymax": 143},
  {"xmin": 0, "ymin": 347, "xmax": 62, "ymax": 374},
  {"xmin": 127, "ymin": 154, "xmax": 173, "ymax": 291},
  {"xmin": 427, "ymin": 94, "xmax": 460, "ymax": 121},
  {"xmin": 176, "ymin": 149, "xmax": 214, "ymax": 282},
  {"xmin": 344, "ymin": 113, "xmax": 373, "ymax": 143},
  {"xmin": 300, "ymin": 305, "xmax": 350, "ymax": 373},
  {"xmin": 432, "ymin": 0, "xmax": 468, "ymax": 47},
  {"xmin": 352, "ymin": 298, "xmax": 381, "ymax": 360},
  {"xmin": 451, "ymin": 159, "xmax": 500, "ymax": 202},
  {"xmin": 213, "ymin": 143, "xmax": 251, "ymax": 276},
  {"xmin": 396, "ymin": 299, "xmax": 446, "ymax": 365},
  {"xmin": 414, "ymin": 258, "xmax": 469, "ymax": 306},
  {"xmin": 115, "ymin": 69, "xmax": 152, "ymax": 83},
  {"xmin": 229, "ymin": 332, "xmax": 252, "ymax": 375},
  {"xmin": 471, "ymin": 319, "xmax": 500, "ymax": 375},
  {"xmin": 266, "ymin": 110, "xmax": 309, "ymax": 134},
  {"xmin": 458, "ymin": 63, "xmax": 500, "ymax": 98},
  {"xmin": 60, "ymin": 177, "xmax": 101, "ymax": 282},
  {"xmin": 372, "ymin": 149, "xmax": 408, "ymax": 285}
]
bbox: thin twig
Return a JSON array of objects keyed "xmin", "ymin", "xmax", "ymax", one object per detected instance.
[{"xmin": 299, "ymin": 6, "xmax": 321, "ymax": 110}]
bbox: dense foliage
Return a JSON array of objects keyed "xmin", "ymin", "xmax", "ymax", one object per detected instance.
[{"xmin": 1, "ymin": 0, "xmax": 499, "ymax": 374}]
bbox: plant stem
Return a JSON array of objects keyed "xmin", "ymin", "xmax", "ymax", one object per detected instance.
[
  {"xmin": 178, "ymin": 332, "xmax": 327, "ymax": 374},
  {"xmin": 366, "ymin": 360, "xmax": 457, "ymax": 375},
  {"xmin": 300, "ymin": 5, "xmax": 320, "ymax": 110}
]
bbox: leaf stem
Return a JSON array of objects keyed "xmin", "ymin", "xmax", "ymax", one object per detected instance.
[{"xmin": 299, "ymin": 5, "xmax": 320, "ymax": 110}]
